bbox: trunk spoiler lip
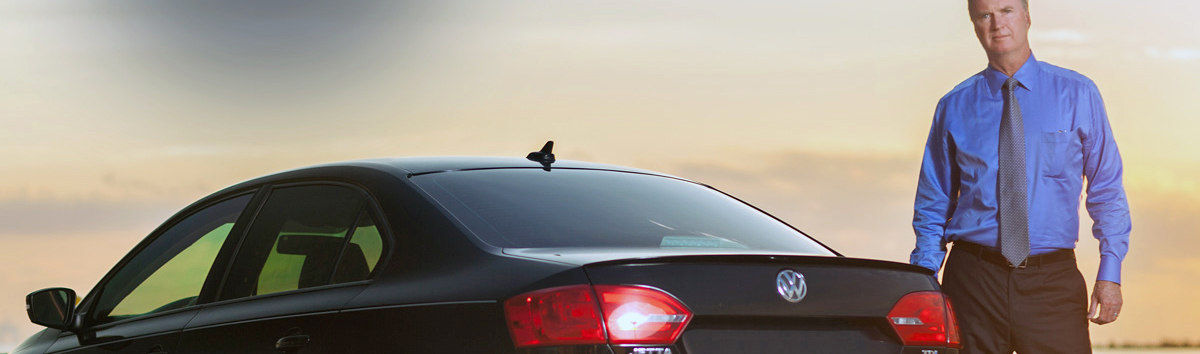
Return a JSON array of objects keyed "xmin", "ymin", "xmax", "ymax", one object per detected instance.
[
  {"xmin": 501, "ymin": 248, "xmax": 934, "ymax": 276},
  {"xmin": 584, "ymin": 254, "xmax": 935, "ymax": 276}
]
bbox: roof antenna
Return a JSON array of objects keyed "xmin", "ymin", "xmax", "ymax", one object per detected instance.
[{"xmin": 526, "ymin": 141, "xmax": 555, "ymax": 171}]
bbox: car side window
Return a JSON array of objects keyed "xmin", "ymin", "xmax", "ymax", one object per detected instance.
[
  {"xmin": 92, "ymin": 194, "xmax": 252, "ymax": 325},
  {"xmin": 222, "ymin": 184, "xmax": 384, "ymax": 300},
  {"xmin": 333, "ymin": 212, "xmax": 384, "ymax": 282}
]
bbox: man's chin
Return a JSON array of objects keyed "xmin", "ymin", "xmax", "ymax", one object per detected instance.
[{"xmin": 987, "ymin": 43, "xmax": 1018, "ymax": 57}]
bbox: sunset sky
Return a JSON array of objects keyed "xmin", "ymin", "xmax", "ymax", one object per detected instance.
[{"xmin": 3, "ymin": 0, "xmax": 1199, "ymax": 350}]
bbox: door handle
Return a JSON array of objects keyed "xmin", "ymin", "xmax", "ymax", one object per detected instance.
[
  {"xmin": 147, "ymin": 344, "xmax": 168, "ymax": 354},
  {"xmin": 276, "ymin": 334, "xmax": 311, "ymax": 350}
]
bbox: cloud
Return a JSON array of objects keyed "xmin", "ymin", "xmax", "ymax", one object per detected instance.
[
  {"xmin": 1032, "ymin": 28, "xmax": 1090, "ymax": 44},
  {"xmin": 1030, "ymin": 29, "xmax": 1097, "ymax": 60},
  {"xmin": 0, "ymin": 199, "xmax": 179, "ymax": 237},
  {"xmin": 1145, "ymin": 46, "xmax": 1200, "ymax": 62}
]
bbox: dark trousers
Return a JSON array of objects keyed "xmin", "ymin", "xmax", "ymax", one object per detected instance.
[{"xmin": 942, "ymin": 244, "xmax": 1091, "ymax": 354}]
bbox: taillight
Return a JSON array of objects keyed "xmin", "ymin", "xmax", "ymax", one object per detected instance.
[
  {"xmin": 504, "ymin": 285, "xmax": 693, "ymax": 348},
  {"xmin": 887, "ymin": 291, "xmax": 961, "ymax": 348},
  {"xmin": 504, "ymin": 285, "xmax": 605, "ymax": 347},
  {"xmin": 594, "ymin": 285, "xmax": 691, "ymax": 345},
  {"xmin": 945, "ymin": 297, "xmax": 961, "ymax": 347}
]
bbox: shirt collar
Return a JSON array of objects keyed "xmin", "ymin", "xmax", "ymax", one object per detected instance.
[{"xmin": 984, "ymin": 53, "xmax": 1039, "ymax": 95}]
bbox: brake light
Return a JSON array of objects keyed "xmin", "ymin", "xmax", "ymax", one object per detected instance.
[
  {"xmin": 887, "ymin": 291, "xmax": 961, "ymax": 348},
  {"xmin": 504, "ymin": 285, "xmax": 692, "ymax": 348},
  {"xmin": 594, "ymin": 285, "xmax": 691, "ymax": 345}
]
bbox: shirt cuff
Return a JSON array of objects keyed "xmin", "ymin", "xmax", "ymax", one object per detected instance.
[
  {"xmin": 1096, "ymin": 255, "xmax": 1122, "ymax": 284},
  {"xmin": 910, "ymin": 251, "xmax": 946, "ymax": 275}
]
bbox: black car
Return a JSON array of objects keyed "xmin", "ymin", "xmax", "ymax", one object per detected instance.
[{"xmin": 17, "ymin": 144, "xmax": 959, "ymax": 354}]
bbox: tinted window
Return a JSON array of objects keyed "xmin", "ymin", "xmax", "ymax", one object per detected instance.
[
  {"xmin": 222, "ymin": 184, "xmax": 383, "ymax": 299},
  {"xmin": 333, "ymin": 212, "xmax": 384, "ymax": 282},
  {"xmin": 93, "ymin": 194, "xmax": 252, "ymax": 324},
  {"xmin": 417, "ymin": 169, "xmax": 834, "ymax": 255}
]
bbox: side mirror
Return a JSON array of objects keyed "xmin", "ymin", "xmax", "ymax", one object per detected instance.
[{"xmin": 26, "ymin": 287, "xmax": 77, "ymax": 330}]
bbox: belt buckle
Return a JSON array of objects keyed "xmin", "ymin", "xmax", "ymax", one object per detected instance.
[{"xmin": 1010, "ymin": 258, "xmax": 1029, "ymax": 269}]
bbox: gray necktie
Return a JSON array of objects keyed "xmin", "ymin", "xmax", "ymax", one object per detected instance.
[{"xmin": 999, "ymin": 78, "xmax": 1029, "ymax": 267}]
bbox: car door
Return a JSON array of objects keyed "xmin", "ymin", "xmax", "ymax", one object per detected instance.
[
  {"xmin": 43, "ymin": 194, "xmax": 255, "ymax": 354},
  {"xmin": 177, "ymin": 183, "xmax": 388, "ymax": 354}
]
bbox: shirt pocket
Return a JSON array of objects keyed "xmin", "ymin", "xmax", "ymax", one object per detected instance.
[{"xmin": 1040, "ymin": 131, "xmax": 1072, "ymax": 178}]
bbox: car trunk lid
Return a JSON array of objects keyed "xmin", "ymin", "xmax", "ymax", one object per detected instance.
[
  {"xmin": 570, "ymin": 252, "xmax": 948, "ymax": 353},
  {"xmin": 578, "ymin": 253, "xmax": 936, "ymax": 318}
]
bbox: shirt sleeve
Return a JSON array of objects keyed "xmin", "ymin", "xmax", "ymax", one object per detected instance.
[
  {"xmin": 1080, "ymin": 83, "xmax": 1131, "ymax": 284},
  {"xmin": 911, "ymin": 99, "xmax": 959, "ymax": 274}
]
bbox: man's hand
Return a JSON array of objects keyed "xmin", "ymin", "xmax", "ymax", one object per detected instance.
[{"xmin": 1087, "ymin": 280, "xmax": 1122, "ymax": 324}]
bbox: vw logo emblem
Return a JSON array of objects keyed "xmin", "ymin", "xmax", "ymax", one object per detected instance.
[{"xmin": 776, "ymin": 269, "xmax": 807, "ymax": 303}]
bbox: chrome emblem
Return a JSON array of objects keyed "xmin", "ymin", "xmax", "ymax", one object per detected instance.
[{"xmin": 776, "ymin": 269, "xmax": 807, "ymax": 303}]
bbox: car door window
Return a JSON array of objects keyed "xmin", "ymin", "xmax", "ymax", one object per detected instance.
[
  {"xmin": 222, "ymin": 184, "xmax": 384, "ymax": 300},
  {"xmin": 332, "ymin": 211, "xmax": 384, "ymax": 283},
  {"xmin": 92, "ymin": 194, "xmax": 252, "ymax": 325}
]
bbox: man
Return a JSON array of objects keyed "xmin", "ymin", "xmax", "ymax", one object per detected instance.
[{"xmin": 910, "ymin": 0, "xmax": 1130, "ymax": 352}]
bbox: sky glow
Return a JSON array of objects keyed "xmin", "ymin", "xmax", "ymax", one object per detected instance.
[{"xmin": 2, "ymin": 0, "xmax": 1198, "ymax": 349}]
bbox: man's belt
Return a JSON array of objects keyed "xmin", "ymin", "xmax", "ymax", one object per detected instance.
[{"xmin": 953, "ymin": 241, "xmax": 1074, "ymax": 268}]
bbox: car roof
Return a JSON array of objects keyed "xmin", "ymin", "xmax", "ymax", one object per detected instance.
[
  {"xmin": 212, "ymin": 156, "xmax": 681, "ymax": 197},
  {"xmin": 185, "ymin": 156, "xmax": 684, "ymax": 230},
  {"xmin": 295, "ymin": 156, "xmax": 672, "ymax": 177}
]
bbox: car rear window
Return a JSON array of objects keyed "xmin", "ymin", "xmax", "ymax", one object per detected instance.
[{"xmin": 416, "ymin": 169, "xmax": 834, "ymax": 255}]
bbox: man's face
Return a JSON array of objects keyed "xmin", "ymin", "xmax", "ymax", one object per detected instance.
[{"xmin": 969, "ymin": 0, "xmax": 1031, "ymax": 59}]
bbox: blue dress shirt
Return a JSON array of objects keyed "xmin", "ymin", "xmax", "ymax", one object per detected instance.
[{"xmin": 911, "ymin": 54, "xmax": 1131, "ymax": 284}]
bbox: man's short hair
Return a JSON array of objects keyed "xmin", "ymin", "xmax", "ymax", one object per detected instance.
[{"xmin": 969, "ymin": 0, "xmax": 1030, "ymax": 10}]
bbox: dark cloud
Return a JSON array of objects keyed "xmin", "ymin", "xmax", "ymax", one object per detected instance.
[{"xmin": 111, "ymin": 0, "xmax": 424, "ymax": 98}]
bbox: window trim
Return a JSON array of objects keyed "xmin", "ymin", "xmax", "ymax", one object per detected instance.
[{"xmin": 182, "ymin": 279, "xmax": 375, "ymax": 310}]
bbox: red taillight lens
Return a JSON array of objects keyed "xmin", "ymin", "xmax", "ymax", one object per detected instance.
[
  {"xmin": 887, "ymin": 291, "xmax": 961, "ymax": 348},
  {"xmin": 504, "ymin": 285, "xmax": 692, "ymax": 348},
  {"xmin": 503, "ymin": 285, "xmax": 605, "ymax": 347},
  {"xmin": 594, "ymin": 285, "xmax": 692, "ymax": 345},
  {"xmin": 945, "ymin": 297, "xmax": 961, "ymax": 348}
]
